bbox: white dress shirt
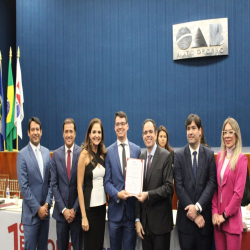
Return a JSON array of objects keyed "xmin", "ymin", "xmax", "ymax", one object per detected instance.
[
  {"xmin": 189, "ymin": 143, "xmax": 202, "ymax": 212},
  {"xmin": 117, "ymin": 139, "xmax": 130, "ymax": 174},
  {"xmin": 30, "ymin": 142, "xmax": 44, "ymax": 179},
  {"xmin": 145, "ymin": 143, "xmax": 157, "ymax": 178},
  {"xmin": 220, "ymin": 157, "xmax": 230, "ymax": 203},
  {"xmin": 189, "ymin": 144, "xmax": 200, "ymax": 167},
  {"xmin": 65, "ymin": 144, "xmax": 74, "ymax": 169},
  {"xmin": 62, "ymin": 144, "xmax": 74, "ymax": 214}
]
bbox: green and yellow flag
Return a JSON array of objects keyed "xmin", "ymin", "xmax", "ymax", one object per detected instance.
[{"xmin": 6, "ymin": 51, "xmax": 16, "ymax": 151}]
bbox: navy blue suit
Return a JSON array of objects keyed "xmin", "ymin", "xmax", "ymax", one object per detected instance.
[
  {"xmin": 174, "ymin": 144, "xmax": 216, "ymax": 250},
  {"xmin": 51, "ymin": 144, "xmax": 82, "ymax": 250},
  {"xmin": 17, "ymin": 143, "xmax": 52, "ymax": 250},
  {"xmin": 104, "ymin": 140, "xmax": 141, "ymax": 250}
]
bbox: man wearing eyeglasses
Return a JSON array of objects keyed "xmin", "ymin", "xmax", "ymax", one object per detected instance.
[
  {"xmin": 135, "ymin": 119, "xmax": 173, "ymax": 250},
  {"xmin": 174, "ymin": 114, "xmax": 217, "ymax": 250},
  {"xmin": 104, "ymin": 111, "xmax": 141, "ymax": 250}
]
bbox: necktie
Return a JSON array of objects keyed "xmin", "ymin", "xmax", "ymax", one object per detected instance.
[
  {"xmin": 146, "ymin": 155, "xmax": 152, "ymax": 180},
  {"xmin": 35, "ymin": 147, "xmax": 43, "ymax": 179},
  {"xmin": 193, "ymin": 151, "xmax": 197, "ymax": 180},
  {"xmin": 120, "ymin": 144, "xmax": 126, "ymax": 178},
  {"xmin": 67, "ymin": 149, "xmax": 71, "ymax": 180}
]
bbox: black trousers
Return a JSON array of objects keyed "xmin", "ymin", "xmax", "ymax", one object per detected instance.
[
  {"xmin": 142, "ymin": 222, "xmax": 170, "ymax": 250},
  {"xmin": 178, "ymin": 228, "xmax": 213, "ymax": 250},
  {"xmin": 84, "ymin": 204, "xmax": 106, "ymax": 250},
  {"xmin": 56, "ymin": 219, "xmax": 82, "ymax": 250}
]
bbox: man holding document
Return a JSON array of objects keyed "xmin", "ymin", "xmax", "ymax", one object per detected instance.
[
  {"xmin": 135, "ymin": 119, "xmax": 173, "ymax": 250},
  {"xmin": 104, "ymin": 111, "xmax": 141, "ymax": 250}
]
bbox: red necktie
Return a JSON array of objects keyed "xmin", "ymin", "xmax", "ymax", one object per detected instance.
[{"xmin": 67, "ymin": 149, "xmax": 71, "ymax": 180}]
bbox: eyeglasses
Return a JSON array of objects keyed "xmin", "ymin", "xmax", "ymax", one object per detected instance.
[
  {"xmin": 115, "ymin": 122, "xmax": 127, "ymax": 127},
  {"xmin": 143, "ymin": 130, "xmax": 154, "ymax": 135},
  {"xmin": 222, "ymin": 130, "xmax": 235, "ymax": 137}
]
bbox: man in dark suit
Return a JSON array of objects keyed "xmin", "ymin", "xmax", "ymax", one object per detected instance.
[
  {"xmin": 135, "ymin": 119, "xmax": 173, "ymax": 250},
  {"xmin": 51, "ymin": 118, "xmax": 82, "ymax": 250},
  {"xmin": 174, "ymin": 114, "xmax": 217, "ymax": 250},
  {"xmin": 17, "ymin": 117, "xmax": 52, "ymax": 250},
  {"xmin": 104, "ymin": 111, "xmax": 141, "ymax": 250}
]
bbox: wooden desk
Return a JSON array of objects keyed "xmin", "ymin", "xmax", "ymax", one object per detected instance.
[{"xmin": 242, "ymin": 231, "xmax": 250, "ymax": 250}]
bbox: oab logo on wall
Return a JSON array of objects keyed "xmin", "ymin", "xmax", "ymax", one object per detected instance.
[{"xmin": 172, "ymin": 18, "xmax": 228, "ymax": 60}]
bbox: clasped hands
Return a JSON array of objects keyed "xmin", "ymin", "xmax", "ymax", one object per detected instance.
[
  {"xmin": 212, "ymin": 213, "xmax": 225, "ymax": 227},
  {"xmin": 63, "ymin": 208, "xmax": 76, "ymax": 223},
  {"xmin": 38, "ymin": 203, "xmax": 48, "ymax": 220},
  {"xmin": 185, "ymin": 204, "xmax": 205, "ymax": 228}
]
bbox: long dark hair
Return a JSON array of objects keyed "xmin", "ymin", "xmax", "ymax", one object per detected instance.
[
  {"xmin": 156, "ymin": 125, "xmax": 174, "ymax": 154},
  {"xmin": 200, "ymin": 124, "xmax": 210, "ymax": 148},
  {"xmin": 242, "ymin": 167, "xmax": 250, "ymax": 206},
  {"xmin": 81, "ymin": 118, "xmax": 107, "ymax": 161}
]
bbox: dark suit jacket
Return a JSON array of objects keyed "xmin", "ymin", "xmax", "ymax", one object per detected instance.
[
  {"xmin": 17, "ymin": 143, "xmax": 52, "ymax": 225},
  {"xmin": 174, "ymin": 144, "xmax": 216, "ymax": 235},
  {"xmin": 51, "ymin": 144, "xmax": 81, "ymax": 222},
  {"xmin": 135, "ymin": 145, "xmax": 173, "ymax": 235},
  {"xmin": 104, "ymin": 140, "xmax": 141, "ymax": 222}
]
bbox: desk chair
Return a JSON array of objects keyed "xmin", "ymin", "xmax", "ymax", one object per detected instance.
[
  {"xmin": 8, "ymin": 179, "xmax": 21, "ymax": 198},
  {"xmin": 0, "ymin": 179, "xmax": 6, "ymax": 198}
]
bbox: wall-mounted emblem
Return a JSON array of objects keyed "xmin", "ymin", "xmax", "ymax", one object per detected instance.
[{"xmin": 173, "ymin": 18, "xmax": 228, "ymax": 60}]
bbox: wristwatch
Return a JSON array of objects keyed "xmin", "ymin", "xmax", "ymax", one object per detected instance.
[{"xmin": 195, "ymin": 204, "xmax": 200, "ymax": 215}]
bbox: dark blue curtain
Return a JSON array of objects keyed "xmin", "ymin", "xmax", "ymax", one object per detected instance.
[
  {"xmin": 15, "ymin": 0, "xmax": 250, "ymax": 150},
  {"xmin": 0, "ymin": 0, "xmax": 16, "ymax": 118}
]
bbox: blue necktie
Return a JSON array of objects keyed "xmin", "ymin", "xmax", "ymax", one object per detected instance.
[
  {"xmin": 193, "ymin": 151, "xmax": 197, "ymax": 180},
  {"xmin": 35, "ymin": 147, "xmax": 43, "ymax": 179}
]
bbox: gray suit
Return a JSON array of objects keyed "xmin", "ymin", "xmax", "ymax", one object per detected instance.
[{"xmin": 17, "ymin": 143, "xmax": 52, "ymax": 250}]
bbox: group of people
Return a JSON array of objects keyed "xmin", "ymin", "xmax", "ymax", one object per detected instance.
[{"xmin": 16, "ymin": 112, "xmax": 249, "ymax": 250}]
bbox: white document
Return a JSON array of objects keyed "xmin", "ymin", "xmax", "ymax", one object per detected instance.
[{"xmin": 125, "ymin": 158, "xmax": 144, "ymax": 196}]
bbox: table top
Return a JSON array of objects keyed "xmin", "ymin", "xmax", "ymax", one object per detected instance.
[{"xmin": 1, "ymin": 198, "xmax": 248, "ymax": 231}]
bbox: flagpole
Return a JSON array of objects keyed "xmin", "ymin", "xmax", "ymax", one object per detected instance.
[
  {"xmin": 9, "ymin": 47, "xmax": 14, "ymax": 152},
  {"xmin": 0, "ymin": 51, "xmax": 6, "ymax": 151},
  {"xmin": 15, "ymin": 47, "xmax": 20, "ymax": 151},
  {"xmin": 9, "ymin": 47, "xmax": 12, "ymax": 63},
  {"xmin": 10, "ymin": 47, "xmax": 18, "ymax": 152}
]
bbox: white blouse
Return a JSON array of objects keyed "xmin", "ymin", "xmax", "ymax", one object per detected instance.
[{"xmin": 90, "ymin": 164, "xmax": 107, "ymax": 207}]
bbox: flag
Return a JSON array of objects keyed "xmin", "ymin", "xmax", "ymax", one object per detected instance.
[
  {"xmin": 6, "ymin": 57, "xmax": 16, "ymax": 151},
  {"xmin": 0, "ymin": 59, "xmax": 6, "ymax": 151},
  {"xmin": 14, "ymin": 56, "xmax": 24, "ymax": 139}
]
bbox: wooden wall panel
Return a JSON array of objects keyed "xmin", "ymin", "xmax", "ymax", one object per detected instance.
[
  {"xmin": 0, "ymin": 152, "xmax": 53, "ymax": 180},
  {"xmin": 1, "ymin": 152, "xmax": 249, "ymax": 209}
]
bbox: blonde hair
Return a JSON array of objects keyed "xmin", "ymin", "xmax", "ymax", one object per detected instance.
[{"xmin": 219, "ymin": 117, "xmax": 242, "ymax": 171}]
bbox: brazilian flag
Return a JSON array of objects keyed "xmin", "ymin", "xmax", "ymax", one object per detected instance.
[{"xmin": 6, "ymin": 57, "xmax": 16, "ymax": 151}]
